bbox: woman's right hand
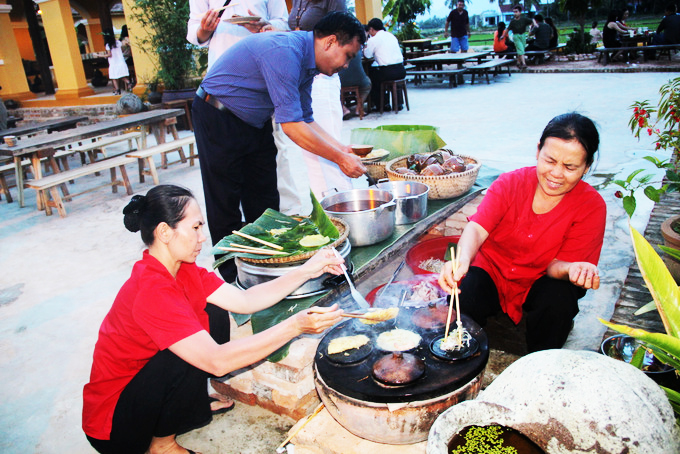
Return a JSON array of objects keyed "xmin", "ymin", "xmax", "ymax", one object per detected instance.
[
  {"xmin": 438, "ymin": 259, "xmax": 469, "ymax": 294},
  {"xmin": 292, "ymin": 304, "xmax": 343, "ymax": 334}
]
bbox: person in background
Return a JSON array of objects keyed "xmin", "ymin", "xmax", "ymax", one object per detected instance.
[
  {"xmin": 192, "ymin": 12, "xmax": 366, "ymax": 283},
  {"xmin": 526, "ymin": 14, "xmax": 552, "ymax": 52},
  {"xmin": 493, "ymin": 21, "xmax": 515, "ymax": 55},
  {"xmin": 339, "ymin": 47, "xmax": 371, "ymax": 119},
  {"xmin": 187, "ymin": 0, "xmax": 288, "ymax": 69},
  {"xmin": 589, "ymin": 21, "xmax": 603, "ymax": 45},
  {"xmin": 438, "ymin": 113, "xmax": 606, "ymax": 353},
  {"xmin": 655, "ymin": 2, "xmax": 680, "ymax": 45},
  {"xmin": 119, "ymin": 25, "xmax": 135, "ymax": 89},
  {"xmin": 83, "ymin": 185, "xmax": 344, "ymax": 454},
  {"xmin": 545, "ymin": 17, "xmax": 559, "ymax": 49},
  {"xmin": 508, "ymin": 5, "xmax": 534, "ymax": 70},
  {"xmin": 445, "ymin": 0, "xmax": 470, "ymax": 53},
  {"xmin": 618, "ymin": 9, "xmax": 635, "ymax": 32},
  {"xmin": 364, "ymin": 17, "xmax": 406, "ymax": 111},
  {"xmin": 604, "ymin": 11, "xmax": 627, "ymax": 61},
  {"xmin": 186, "ymin": 0, "xmax": 302, "ymax": 216},
  {"xmin": 102, "ymin": 28, "xmax": 130, "ymax": 95}
]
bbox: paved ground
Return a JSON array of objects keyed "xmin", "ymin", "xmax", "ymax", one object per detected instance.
[{"xmin": 0, "ymin": 71, "xmax": 676, "ymax": 453}]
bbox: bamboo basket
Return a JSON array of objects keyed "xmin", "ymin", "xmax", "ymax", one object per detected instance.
[
  {"xmin": 240, "ymin": 217, "xmax": 349, "ymax": 264},
  {"xmin": 365, "ymin": 161, "xmax": 388, "ymax": 181},
  {"xmin": 385, "ymin": 152, "xmax": 481, "ymax": 200}
]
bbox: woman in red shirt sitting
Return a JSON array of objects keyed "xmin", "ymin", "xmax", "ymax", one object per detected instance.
[
  {"xmin": 83, "ymin": 185, "xmax": 344, "ymax": 454},
  {"xmin": 493, "ymin": 22, "xmax": 515, "ymax": 54},
  {"xmin": 438, "ymin": 113, "xmax": 606, "ymax": 353}
]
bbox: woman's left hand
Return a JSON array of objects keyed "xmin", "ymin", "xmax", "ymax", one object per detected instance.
[
  {"xmin": 567, "ymin": 262, "xmax": 600, "ymax": 290},
  {"xmin": 300, "ymin": 248, "xmax": 345, "ymax": 279}
]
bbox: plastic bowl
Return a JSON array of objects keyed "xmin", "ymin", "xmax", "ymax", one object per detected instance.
[{"xmin": 405, "ymin": 236, "xmax": 461, "ymax": 275}]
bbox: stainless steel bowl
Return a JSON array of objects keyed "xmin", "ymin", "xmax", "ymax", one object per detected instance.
[
  {"xmin": 371, "ymin": 180, "xmax": 429, "ymax": 225},
  {"xmin": 235, "ymin": 240, "xmax": 351, "ymax": 297},
  {"xmin": 320, "ymin": 189, "xmax": 396, "ymax": 246}
]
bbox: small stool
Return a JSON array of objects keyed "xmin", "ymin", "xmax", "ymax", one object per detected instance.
[
  {"xmin": 379, "ymin": 79, "xmax": 409, "ymax": 114},
  {"xmin": 340, "ymin": 86, "xmax": 367, "ymax": 119},
  {"xmin": 162, "ymin": 99, "xmax": 194, "ymax": 131}
]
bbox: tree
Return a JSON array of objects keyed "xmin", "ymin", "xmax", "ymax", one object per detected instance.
[{"xmin": 383, "ymin": 0, "xmax": 432, "ymax": 40}]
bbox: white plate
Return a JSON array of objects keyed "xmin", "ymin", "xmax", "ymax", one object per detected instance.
[
  {"xmin": 361, "ymin": 148, "xmax": 390, "ymax": 162},
  {"xmin": 224, "ymin": 15, "xmax": 261, "ymax": 24}
]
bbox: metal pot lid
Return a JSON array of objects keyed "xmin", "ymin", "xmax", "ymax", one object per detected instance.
[
  {"xmin": 412, "ymin": 301, "xmax": 451, "ymax": 330},
  {"xmin": 372, "ymin": 352, "xmax": 425, "ymax": 386}
]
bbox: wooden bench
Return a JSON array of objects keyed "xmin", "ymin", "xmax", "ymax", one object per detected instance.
[
  {"xmin": 0, "ymin": 148, "xmax": 73, "ymax": 205},
  {"xmin": 406, "ymin": 68, "xmax": 467, "ymax": 88},
  {"xmin": 63, "ymin": 131, "xmax": 142, "ymax": 165},
  {"xmin": 24, "ymin": 155, "xmax": 137, "ymax": 217},
  {"xmin": 467, "ymin": 59, "xmax": 514, "ymax": 84},
  {"xmin": 597, "ymin": 44, "xmax": 680, "ymax": 65},
  {"xmin": 126, "ymin": 136, "xmax": 197, "ymax": 185}
]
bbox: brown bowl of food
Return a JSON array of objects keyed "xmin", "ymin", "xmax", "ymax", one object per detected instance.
[{"xmin": 351, "ymin": 144, "xmax": 374, "ymax": 157}]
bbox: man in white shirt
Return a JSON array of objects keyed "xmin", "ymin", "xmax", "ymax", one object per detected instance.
[
  {"xmin": 186, "ymin": 0, "xmax": 289, "ymax": 68},
  {"xmin": 364, "ymin": 18, "xmax": 405, "ymax": 111}
]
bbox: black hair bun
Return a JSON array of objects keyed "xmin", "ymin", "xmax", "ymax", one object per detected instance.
[{"xmin": 123, "ymin": 195, "xmax": 146, "ymax": 232}]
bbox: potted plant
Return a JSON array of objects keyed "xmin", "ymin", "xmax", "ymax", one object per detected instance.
[
  {"xmin": 130, "ymin": 0, "xmax": 199, "ymax": 102},
  {"xmin": 612, "ymin": 76, "xmax": 680, "ymax": 282},
  {"xmin": 600, "ymin": 224, "xmax": 680, "ymax": 417}
]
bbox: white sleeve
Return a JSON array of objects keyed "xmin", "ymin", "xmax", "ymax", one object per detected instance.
[
  {"xmin": 187, "ymin": 0, "xmax": 211, "ymax": 48},
  {"xmin": 265, "ymin": 0, "xmax": 290, "ymax": 31}
]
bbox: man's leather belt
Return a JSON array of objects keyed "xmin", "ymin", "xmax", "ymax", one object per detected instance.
[{"xmin": 196, "ymin": 86, "xmax": 228, "ymax": 112}]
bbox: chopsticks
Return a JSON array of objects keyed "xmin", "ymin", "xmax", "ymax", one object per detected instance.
[
  {"xmin": 232, "ymin": 230, "xmax": 283, "ymax": 250},
  {"xmin": 217, "ymin": 246, "xmax": 287, "ymax": 255},
  {"xmin": 277, "ymin": 402, "xmax": 324, "ymax": 452},
  {"xmin": 307, "ymin": 308, "xmax": 373, "ymax": 320},
  {"xmin": 443, "ymin": 246, "xmax": 463, "ymax": 344},
  {"xmin": 201, "ymin": 3, "xmax": 239, "ymax": 16}
]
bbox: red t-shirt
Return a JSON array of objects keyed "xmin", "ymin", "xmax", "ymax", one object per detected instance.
[
  {"xmin": 82, "ymin": 250, "xmax": 224, "ymax": 440},
  {"xmin": 469, "ymin": 166, "xmax": 606, "ymax": 323}
]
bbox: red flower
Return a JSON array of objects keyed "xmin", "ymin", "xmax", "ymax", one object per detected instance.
[
  {"xmin": 615, "ymin": 191, "xmax": 623, "ymax": 198},
  {"xmin": 648, "ymin": 128, "xmax": 653, "ymax": 136}
]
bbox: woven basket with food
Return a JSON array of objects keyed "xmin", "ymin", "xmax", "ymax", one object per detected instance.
[{"xmin": 385, "ymin": 149, "xmax": 481, "ymax": 200}]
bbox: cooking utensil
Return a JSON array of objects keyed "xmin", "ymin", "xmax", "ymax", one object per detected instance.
[
  {"xmin": 308, "ymin": 307, "xmax": 397, "ymax": 321},
  {"xmin": 370, "ymin": 180, "xmax": 429, "ymax": 225},
  {"xmin": 276, "ymin": 402, "xmax": 324, "ymax": 453},
  {"xmin": 377, "ymin": 259, "xmax": 405, "ymax": 298},
  {"xmin": 365, "ymin": 171, "xmax": 377, "ymax": 186},
  {"xmin": 333, "ymin": 247, "xmax": 369, "ymax": 309},
  {"xmin": 373, "ymin": 352, "xmax": 425, "ymax": 386},
  {"xmin": 321, "ymin": 189, "xmax": 396, "ymax": 246},
  {"xmin": 231, "ymin": 230, "xmax": 283, "ymax": 250}
]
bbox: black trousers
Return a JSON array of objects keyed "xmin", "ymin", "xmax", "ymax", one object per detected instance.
[
  {"xmin": 192, "ymin": 96, "xmax": 280, "ymax": 282},
  {"xmin": 87, "ymin": 304, "xmax": 231, "ymax": 454},
  {"xmin": 458, "ymin": 266, "xmax": 584, "ymax": 353},
  {"xmin": 368, "ymin": 63, "xmax": 406, "ymax": 109}
]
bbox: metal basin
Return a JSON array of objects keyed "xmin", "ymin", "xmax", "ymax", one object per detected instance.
[
  {"xmin": 320, "ymin": 189, "xmax": 396, "ymax": 247},
  {"xmin": 371, "ymin": 180, "xmax": 429, "ymax": 225}
]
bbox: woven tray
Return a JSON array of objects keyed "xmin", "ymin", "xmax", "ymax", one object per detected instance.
[
  {"xmin": 240, "ymin": 217, "xmax": 350, "ymax": 264},
  {"xmin": 365, "ymin": 161, "xmax": 388, "ymax": 181},
  {"xmin": 385, "ymin": 151, "xmax": 481, "ymax": 200}
]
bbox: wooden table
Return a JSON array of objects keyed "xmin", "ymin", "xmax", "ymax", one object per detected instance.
[
  {"xmin": 0, "ymin": 116, "xmax": 88, "ymax": 140},
  {"xmin": 402, "ymin": 38, "xmax": 432, "ymax": 58},
  {"xmin": 407, "ymin": 51, "xmax": 491, "ymax": 84},
  {"xmin": 0, "ymin": 109, "xmax": 185, "ymax": 207}
]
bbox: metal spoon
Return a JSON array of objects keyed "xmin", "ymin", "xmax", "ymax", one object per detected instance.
[{"xmin": 332, "ymin": 247, "xmax": 369, "ymax": 309}]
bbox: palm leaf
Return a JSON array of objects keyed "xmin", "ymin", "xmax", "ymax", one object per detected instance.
[{"xmin": 630, "ymin": 226, "xmax": 680, "ymax": 337}]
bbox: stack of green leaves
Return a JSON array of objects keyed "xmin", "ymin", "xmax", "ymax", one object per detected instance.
[{"xmin": 211, "ymin": 192, "xmax": 339, "ymax": 269}]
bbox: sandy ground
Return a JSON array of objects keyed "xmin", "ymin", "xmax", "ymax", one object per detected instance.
[{"xmin": 0, "ymin": 71, "xmax": 676, "ymax": 453}]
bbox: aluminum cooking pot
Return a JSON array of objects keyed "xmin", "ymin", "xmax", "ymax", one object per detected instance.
[
  {"xmin": 370, "ymin": 179, "xmax": 429, "ymax": 225},
  {"xmin": 320, "ymin": 188, "xmax": 396, "ymax": 246}
]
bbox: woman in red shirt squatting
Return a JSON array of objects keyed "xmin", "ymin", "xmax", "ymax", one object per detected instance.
[
  {"xmin": 83, "ymin": 185, "xmax": 344, "ymax": 454},
  {"xmin": 438, "ymin": 113, "xmax": 606, "ymax": 353}
]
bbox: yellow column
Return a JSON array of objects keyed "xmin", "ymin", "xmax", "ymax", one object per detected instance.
[
  {"xmin": 354, "ymin": 0, "xmax": 383, "ymax": 24},
  {"xmin": 0, "ymin": 4, "xmax": 35, "ymax": 101},
  {"xmin": 36, "ymin": 0, "xmax": 94, "ymax": 100},
  {"xmin": 122, "ymin": 0, "xmax": 158, "ymax": 97}
]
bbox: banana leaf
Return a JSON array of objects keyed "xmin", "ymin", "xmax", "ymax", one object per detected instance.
[
  {"xmin": 630, "ymin": 226, "xmax": 680, "ymax": 337},
  {"xmin": 210, "ymin": 192, "xmax": 338, "ymax": 269},
  {"xmin": 350, "ymin": 125, "xmax": 446, "ymax": 161}
]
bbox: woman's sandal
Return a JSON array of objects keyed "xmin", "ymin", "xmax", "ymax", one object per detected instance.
[{"xmin": 209, "ymin": 396, "xmax": 235, "ymax": 415}]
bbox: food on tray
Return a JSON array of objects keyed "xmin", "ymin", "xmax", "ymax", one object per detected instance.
[
  {"xmin": 411, "ymin": 280, "xmax": 442, "ymax": 302},
  {"xmin": 358, "ymin": 307, "xmax": 399, "ymax": 325},
  {"xmin": 398, "ymin": 150, "xmax": 472, "ymax": 177},
  {"xmin": 299, "ymin": 234, "xmax": 330, "ymax": 247},
  {"xmin": 328, "ymin": 334, "xmax": 370, "ymax": 355},
  {"xmin": 418, "ymin": 258, "xmax": 445, "ymax": 273},
  {"xmin": 376, "ymin": 329, "xmax": 421, "ymax": 352},
  {"xmin": 440, "ymin": 329, "xmax": 473, "ymax": 351},
  {"xmin": 268, "ymin": 228, "xmax": 290, "ymax": 236}
]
